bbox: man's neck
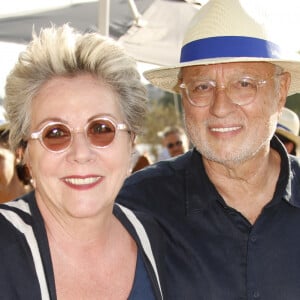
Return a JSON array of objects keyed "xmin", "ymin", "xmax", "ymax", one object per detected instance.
[{"xmin": 203, "ymin": 148, "xmax": 281, "ymax": 224}]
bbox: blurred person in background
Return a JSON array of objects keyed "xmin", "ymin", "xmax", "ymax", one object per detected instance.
[
  {"xmin": 131, "ymin": 142, "xmax": 152, "ymax": 173},
  {"xmin": 0, "ymin": 105, "xmax": 31, "ymax": 203},
  {"xmin": 159, "ymin": 126, "xmax": 189, "ymax": 159},
  {"xmin": 275, "ymin": 107, "xmax": 300, "ymax": 156}
]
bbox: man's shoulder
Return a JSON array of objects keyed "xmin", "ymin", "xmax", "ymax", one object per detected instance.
[
  {"xmin": 289, "ymin": 155, "xmax": 300, "ymax": 181},
  {"xmin": 285, "ymin": 155, "xmax": 300, "ymax": 207},
  {"xmin": 289, "ymin": 155, "xmax": 300, "ymax": 168},
  {"xmin": 289, "ymin": 155, "xmax": 300, "ymax": 182},
  {"xmin": 117, "ymin": 150, "xmax": 198, "ymax": 215},
  {"xmin": 125, "ymin": 150, "xmax": 194, "ymax": 186}
]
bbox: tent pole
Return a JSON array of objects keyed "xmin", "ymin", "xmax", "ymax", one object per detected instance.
[
  {"xmin": 128, "ymin": 0, "xmax": 147, "ymax": 27},
  {"xmin": 98, "ymin": 0, "xmax": 110, "ymax": 36},
  {"xmin": 128, "ymin": 0, "xmax": 142, "ymax": 21}
]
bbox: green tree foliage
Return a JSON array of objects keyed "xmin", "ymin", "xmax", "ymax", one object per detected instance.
[
  {"xmin": 137, "ymin": 87, "xmax": 184, "ymax": 159},
  {"xmin": 286, "ymin": 93, "xmax": 300, "ymax": 117}
]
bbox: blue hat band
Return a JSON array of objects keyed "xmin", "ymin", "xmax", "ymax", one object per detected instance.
[
  {"xmin": 277, "ymin": 123, "xmax": 294, "ymax": 133},
  {"xmin": 180, "ymin": 36, "xmax": 282, "ymax": 63}
]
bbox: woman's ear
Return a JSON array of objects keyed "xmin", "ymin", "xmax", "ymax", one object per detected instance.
[
  {"xmin": 15, "ymin": 147, "xmax": 24, "ymax": 162},
  {"xmin": 15, "ymin": 143, "xmax": 33, "ymax": 186},
  {"xmin": 131, "ymin": 133, "xmax": 136, "ymax": 146}
]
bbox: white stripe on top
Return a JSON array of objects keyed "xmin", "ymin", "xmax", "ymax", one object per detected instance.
[
  {"xmin": 0, "ymin": 206, "xmax": 50, "ymax": 300},
  {"xmin": 116, "ymin": 203, "xmax": 163, "ymax": 299}
]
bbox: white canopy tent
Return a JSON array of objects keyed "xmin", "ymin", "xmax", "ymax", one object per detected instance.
[
  {"xmin": 98, "ymin": 0, "xmax": 199, "ymax": 66},
  {"xmin": 118, "ymin": 0, "xmax": 199, "ymax": 66}
]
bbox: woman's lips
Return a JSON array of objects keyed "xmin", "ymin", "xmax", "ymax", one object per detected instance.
[{"xmin": 62, "ymin": 176, "xmax": 102, "ymax": 190}]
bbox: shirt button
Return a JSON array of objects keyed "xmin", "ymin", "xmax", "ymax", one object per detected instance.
[
  {"xmin": 250, "ymin": 235, "xmax": 257, "ymax": 242},
  {"xmin": 253, "ymin": 291, "xmax": 260, "ymax": 298}
]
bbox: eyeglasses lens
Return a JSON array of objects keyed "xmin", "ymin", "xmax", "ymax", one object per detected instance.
[
  {"xmin": 229, "ymin": 79, "xmax": 257, "ymax": 104},
  {"xmin": 167, "ymin": 140, "xmax": 182, "ymax": 149},
  {"xmin": 87, "ymin": 119, "xmax": 116, "ymax": 147},
  {"xmin": 42, "ymin": 124, "xmax": 71, "ymax": 152}
]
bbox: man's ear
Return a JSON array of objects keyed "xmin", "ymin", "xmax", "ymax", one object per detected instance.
[{"xmin": 278, "ymin": 72, "xmax": 291, "ymax": 109}]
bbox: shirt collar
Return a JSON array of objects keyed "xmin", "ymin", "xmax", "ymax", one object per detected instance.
[{"xmin": 185, "ymin": 149, "xmax": 221, "ymax": 215}]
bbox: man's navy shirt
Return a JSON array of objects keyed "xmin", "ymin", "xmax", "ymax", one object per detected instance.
[{"xmin": 117, "ymin": 137, "xmax": 300, "ymax": 300}]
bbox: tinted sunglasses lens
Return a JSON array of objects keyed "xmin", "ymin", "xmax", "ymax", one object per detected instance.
[
  {"xmin": 167, "ymin": 140, "xmax": 182, "ymax": 149},
  {"xmin": 42, "ymin": 124, "xmax": 71, "ymax": 152},
  {"xmin": 87, "ymin": 119, "xmax": 116, "ymax": 147}
]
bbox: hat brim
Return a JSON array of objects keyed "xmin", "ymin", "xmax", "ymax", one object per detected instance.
[
  {"xmin": 144, "ymin": 57, "xmax": 300, "ymax": 96},
  {"xmin": 0, "ymin": 123, "xmax": 8, "ymax": 132},
  {"xmin": 276, "ymin": 128, "xmax": 300, "ymax": 147}
]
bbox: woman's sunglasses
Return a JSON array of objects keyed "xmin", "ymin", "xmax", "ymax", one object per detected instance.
[{"xmin": 29, "ymin": 117, "xmax": 130, "ymax": 153}]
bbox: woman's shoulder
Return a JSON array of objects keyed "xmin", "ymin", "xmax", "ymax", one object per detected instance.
[
  {"xmin": 0, "ymin": 191, "xmax": 34, "ymax": 219},
  {"xmin": 0, "ymin": 192, "xmax": 36, "ymax": 245}
]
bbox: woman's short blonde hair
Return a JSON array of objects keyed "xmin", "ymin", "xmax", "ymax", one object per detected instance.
[{"xmin": 4, "ymin": 24, "xmax": 148, "ymax": 151}]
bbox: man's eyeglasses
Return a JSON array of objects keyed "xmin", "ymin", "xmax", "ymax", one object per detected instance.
[
  {"xmin": 167, "ymin": 140, "xmax": 183, "ymax": 149},
  {"xmin": 29, "ymin": 117, "xmax": 130, "ymax": 153},
  {"xmin": 179, "ymin": 74, "xmax": 281, "ymax": 107}
]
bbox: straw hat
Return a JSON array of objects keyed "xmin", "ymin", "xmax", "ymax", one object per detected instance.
[
  {"xmin": 0, "ymin": 105, "xmax": 8, "ymax": 131},
  {"xmin": 144, "ymin": 0, "xmax": 300, "ymax": 95},
  {"xmin": 276, "ymin": 107, "xmax": 300, "ymax": 149}
]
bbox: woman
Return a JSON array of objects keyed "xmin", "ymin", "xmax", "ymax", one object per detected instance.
[
  {"xmin": 0, "ymin": 105, "xmax": 32, "ymax": 202},
  {"xmin": 0, "ymin": 25, "xmax": 164, "ymax": 299}
]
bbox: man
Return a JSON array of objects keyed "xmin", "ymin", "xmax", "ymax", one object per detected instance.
[
  {"xmin": 117, "ymin": 0, "xmax": 300, "ymax": 299},
  {"xmin": 276, "ymin": 107, "xmax": 300, "ymax": 156},
  {"xmin": 159, "ymin": 126, "xmax": 189, "ymax": 158}
]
